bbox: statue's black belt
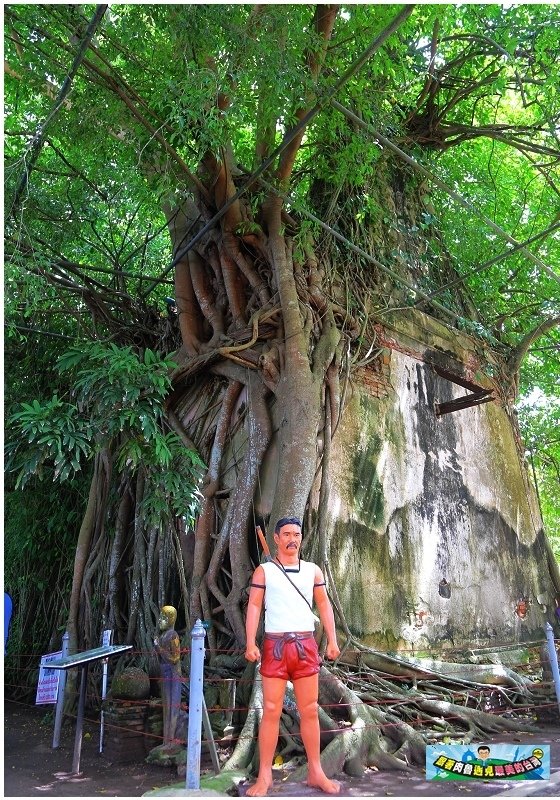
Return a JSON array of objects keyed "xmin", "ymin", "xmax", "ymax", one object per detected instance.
[{"xmin": 264, "ymin": 631, "xmax": 314, "ymax": 660}]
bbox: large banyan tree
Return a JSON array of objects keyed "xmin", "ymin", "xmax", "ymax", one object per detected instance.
[{"xmin": 5, "ymin": 2, "xmax": 560, "ymax": 773}]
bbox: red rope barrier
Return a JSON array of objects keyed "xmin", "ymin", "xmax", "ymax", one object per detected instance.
[
  {"xmin": 5, "ymin": 637, "xmax": 557, "ymax": 660},
  {"xmin": 6, "ymin": 695, "xmax": 557, "ymax": 752}
]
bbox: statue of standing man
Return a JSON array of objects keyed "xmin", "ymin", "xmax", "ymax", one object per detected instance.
[
  {"xmin": 245, "ymin": 517, "xmax": 341, "ymax": 796},
  {"xmin": 154, "ymin": 605, "xmax": 182, "ymax": 747}
]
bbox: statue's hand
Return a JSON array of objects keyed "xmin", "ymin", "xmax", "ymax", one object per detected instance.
[
  {"xmin": 325, "ymin": 642, "xmax": 340, "ymax": 660},
  {"xmin": 245, "ymin": 644, "xmax": 260, "ymax": 662}
]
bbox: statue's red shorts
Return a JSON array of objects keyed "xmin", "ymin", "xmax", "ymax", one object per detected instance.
[{"xmin": 260, "ymin": 632, "xmax": 321, "ymax": 680}]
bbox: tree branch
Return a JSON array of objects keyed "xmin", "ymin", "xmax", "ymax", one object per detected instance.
[
  {"xmin": 10, "ymin": 5, "xmax": 108, "ymax": 216},
  {"xmin": 331, "ymin": 98, "xmax": 560, "ymax": 286},
  {"xmin": 276, "ymin": 4, "xmax": 339, "ymax": 185},
  {"xmin": 142, "ymin": 4, "xmax": 415, "ymax": 297},
  {"xmin": 507, "ymin": 316, "xmax": 560, "ymax": 376}
]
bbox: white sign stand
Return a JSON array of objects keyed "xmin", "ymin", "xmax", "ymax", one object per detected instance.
[{"xmin": 46, "ymin": 643, "xmax": 132, "ymax": 774}]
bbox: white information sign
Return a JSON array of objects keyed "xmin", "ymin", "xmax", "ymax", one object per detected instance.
[{"xmin": 36, "ymin": 650, "xmax": 62, "ymax": 705}]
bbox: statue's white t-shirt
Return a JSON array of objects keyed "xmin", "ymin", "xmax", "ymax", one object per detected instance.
[{"xmin": 261, "ymin": 560, "xmax": 317, "ymax": 633}]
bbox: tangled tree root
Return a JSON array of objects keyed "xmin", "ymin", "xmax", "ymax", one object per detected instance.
[{"xmin": 225, "ymin": 656, "xmax": 540, "ymax": 781}]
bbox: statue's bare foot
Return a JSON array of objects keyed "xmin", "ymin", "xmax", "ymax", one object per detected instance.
[
  {"xmin": 246, "ymin": 777, "xmax": 273, "ymax": 797},
  {"xmin": 306, "ymin": 773, "xmax": 341, "ymax": 795}
]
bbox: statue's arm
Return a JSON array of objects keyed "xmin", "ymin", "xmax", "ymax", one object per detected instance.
[
  {"xmin": 313, "ymin": 565, "xmax": 340, "ymax": 660},
  {"xmin": 169, "ymin": 632, "xmax": 181, "ymax": 664},
  {"xmin": 156, "ymin": 631, "xmax": 181, "ymax": 665},
  {"xmin": 245, "ymin": 565, "xmax": 265, "ymax": 661}
]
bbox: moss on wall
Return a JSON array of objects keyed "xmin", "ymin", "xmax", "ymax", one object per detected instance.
[
  {"xmin": 349, "ymin": 423, "xmax": 385, "ymax": 533},
  {"xmin": 324, "ymin": 313, "xmax": 556, "ymax": 650}
]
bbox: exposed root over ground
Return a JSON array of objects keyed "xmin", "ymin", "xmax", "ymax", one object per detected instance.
[{"xmin": 223, "ymin": 655, "xmax": 541, "ymax": 781}]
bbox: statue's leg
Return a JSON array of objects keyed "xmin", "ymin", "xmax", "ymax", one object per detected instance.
[
  {"xmin": 246, "ymin": 676, "xmax": 286, "ymax": 797},
  {"xmin": 161, "ymin": 665, "xmax": 172, "ymax": 745},
  {"xmin": 293, "ymin": 674, "xmax": 340, "ymax": 795},
  {"xmin": 169, "ymin": 671, "xmax": 181, "ymax": 743}
]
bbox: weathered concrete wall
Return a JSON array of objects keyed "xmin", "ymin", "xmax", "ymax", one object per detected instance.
[{"xmin": 326, "ymin": 309, "xmax": 556, "ymax": 651}]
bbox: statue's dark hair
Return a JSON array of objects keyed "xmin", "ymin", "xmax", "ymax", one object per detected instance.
[{"xmin": 275, "ymin": 516, "xmax": 302, "ymax": 533}]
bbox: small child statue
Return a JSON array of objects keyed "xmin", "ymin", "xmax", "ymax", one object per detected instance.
[{"xmin": 153, "ymin": 605, "xmax": 182, "ymax": 748}]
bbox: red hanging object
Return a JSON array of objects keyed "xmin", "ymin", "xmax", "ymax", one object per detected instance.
[{"xmin": 515, "ymin": 598, "xmax": 528, "ymax": 619}]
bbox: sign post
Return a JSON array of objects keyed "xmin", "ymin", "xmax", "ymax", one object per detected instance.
[
  {"xmin": 186, "ymin": 619, "xmax": 206, "ymax": 790},
  {"xmin": 46, "ymin": 643, "xmax": 132, "ymax": 774},
  {"xmin": 99, "ymin": 629, "xmax": 112, "ymax": 753},
  {"xmin": 52, "ymin": 632, "xmax": 69, "ymax": 748},
  {"xmin": 545, "ymin": 622, "xmax": 560, "ymax": 713}
]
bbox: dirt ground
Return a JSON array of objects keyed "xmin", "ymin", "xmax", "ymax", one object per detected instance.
[
  {"xmin": 4, "ymin": 698, "xmax": 560, "ymax": 798},
  {"xmin": 3, "ymin": 699, "xmax": 177, "ymax": 797}
]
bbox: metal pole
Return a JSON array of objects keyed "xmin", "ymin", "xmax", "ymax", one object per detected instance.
[
  {"xmin": 202, "ymin": 696, "xmax": 220, "ymax": 774},
  {"xmin": 52, "ymin": 631, "xmax": 69, "ymax": 748},
  {"xmin": 72, "ymin": 663, "xmax": 89, "ymax": 774},
  {"xmin": 99, "ymin": 670, "xmax": 107, "ymax": 753},
  {"xmin": 185, "ymin": 619, "xmax": 206, "ymax": 791},
  {"xmin": 222, "ymin": 678, "xmax": 236, "ymax": 738},
  {"xmin": 99, "ymin": 629, "xmax": 112, "ymax": 753},
  {"xmin": 545, "ymin": 623, "xmax": 560, "ymax": 713}
]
